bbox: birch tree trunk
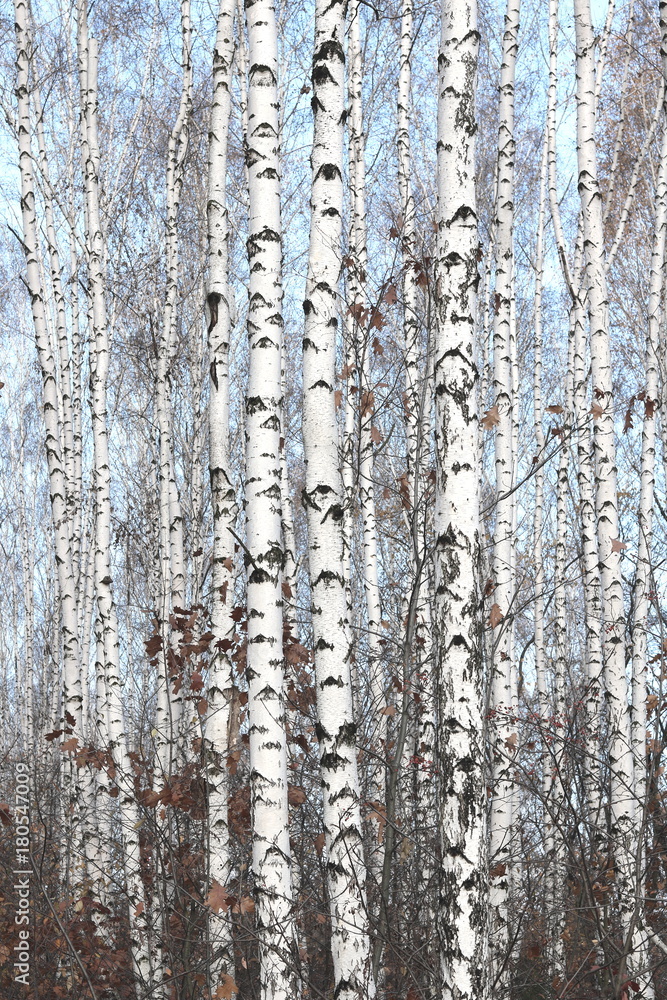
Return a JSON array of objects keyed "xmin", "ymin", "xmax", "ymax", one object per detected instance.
[
  {"xmin": 243, "ymin": 0, "xmax": 297, "ymax": 996},
  {"xmin": 398, "ymin": 0, "xmax": 437, "ymax": 950},
  {"xmin": 13, "ymin": 0, "xmax": 84, "ymax": 799},
  {"xmin": 573, "ymin": 0, "xmax": 637, "ymax": 979},
  {"xmin": 489, "ymin": 0, "xmax": 520, "ymax": 984},
  {"xmin": 627, "ymin": 8, "xmax": 667, "ymax": 993},
  {"xmin": 346, "ymin": 0, "xmax": 386, "ymax": 893},
  {"xmin": 302, "ymin": 0, "xmax": 375, "ymax": 992},
  {"xmin": 155, "ymin": 0, "xmax": 192, "ymax": 777},
  {"xmin": 205, "ymin": 0, "xmax": 237, "ymax": 989},
  {"xmin": 76, "ymin": 5, "xmax": 154, "ymax": 990},
  {"xmin": 18, "ymin": 450, "xmax": 35, "ymax": 754},
  {"xmin": 434, "ymin": 2, "xmax": 487, "ymax": 996}
]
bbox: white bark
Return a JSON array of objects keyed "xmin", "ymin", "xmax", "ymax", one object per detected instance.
[
  {"xmin": 13, "ymin": 0, "xmax": 83, "ymax": 750},
  {"xmin": 244, "ymin": 0, "xmax": 297, "ymax": 994},
  {"xmin": 154, "ymin": 0, "xmax": 192, "ymax": 777},
  {"xmin": 302, "ymin": 0, "xmax": 375, "ymax": 992},
  {"xmin": 346, "ymin": 0, "xmax": 386, "ymax": 887},
  {"xmin": 206, "ymin": 0, "xmax": 237, "ymax": 987},
  {"xmin": 628, "ymin": 9, "xmax": 667, "ymax": 994},
  {"xmin": 76, "ymin": 6, "xmax": 153, "ymax": 989},
  {"xmin": 574, "ymin": 0, "xmax": 636, "ymax": 962},
  {"xmin": 435, "ymin": 3, "xmax": 488, "ymax": 997},
  {"xmin": 398, "ymin": 0, "xmax": 437, "ymax": 947},
  {"xmin": 489, "ymin": 0, "xmax": 520, "ymax": 983}
]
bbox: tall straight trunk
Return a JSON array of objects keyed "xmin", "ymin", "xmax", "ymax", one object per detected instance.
[
  {"xmin": 548, "ymin": 325, "xmax": 575, "ymax": 986},
  {"xmin": 18, "ymin": 450, "xmax": 35, "ymax": 753},
  {"xmin": 398, "ymin": 0, "xmax": 437, "ymax": 948},
  {"xmin": 489, "ymin": 0, "xmax": 520, "ymax": 984},
  {"xmin": 76, "ymin": 5, "xmax": 153, "ymax": 990},
  {"xmin": 243, "ymin": 0, "xmax": 297, "ymax": 995},
  {"xmin": 571, "ymin": 283, "xmax": 604, "ymax": 828},
  {"xmin": 532, "ymin": 134, "xmax": 561, "ymax": 978},
  {"xmin": 548, "ymin": 0, "xmax": 603, "ymax": 826},
  {"xmin": 280, "ymin": 398, "xmax": 298, "ymax": 630},
  {"xmin": 347, "ymin": 0, "xmax": 386, "ymax": 885},
  {"xmin": 155, "ymin": 0, "xmax": 192, "ymax": 777},
  {"xmin": 13, "ymin": 0, "xmax": 83, "ymax": 750},
  {"xmin": 205, "ymin": 0, "xmax": 237, "ymax": 988},
  {"xmin": 573, "ymin": 0, "xmax": 636, "ymax": 978},
  {"xmin": 434, "ymin": 2, "xmax": 487, "ymax": 997},
  {"xmin": 32, "ymin": 85, "xmax": 77, "ymax": 548},
  {"xmin": 302, "ymin": 0, "xmax": 375, "ymax": 993},
  {"xmin": 628, "ymin": 9, "xmax": 667, "ymax": 994}
]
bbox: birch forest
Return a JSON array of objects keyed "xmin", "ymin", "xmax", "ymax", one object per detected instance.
[{"xmin": 5, "ymin": 0, "xmax": 667, "ymax": 996}]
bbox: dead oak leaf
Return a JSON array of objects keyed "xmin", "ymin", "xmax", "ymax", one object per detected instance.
[
  {"xmin": 213, "ymin": 974, "xmax": 239, "ymax": 999},
  {"xmin": 481, "ymin": 405, "xmax": 501, "ymax": 430},
  {"xmin": 488, "ymin": 603, "xmax": 504, "ymax": 628},
  {"xmin": 206, "ymin": 879, "xmax": 233, "ymax": 914}
]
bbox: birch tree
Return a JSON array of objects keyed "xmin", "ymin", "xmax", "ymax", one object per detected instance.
[
  {"xmin": 205, "ymin": 0, "xmax": 237, "ymax": 989},
  {"xmin": 574, "ymin": 0, "xmax": 637, "ymax": 975},
  {"xmin": 488, "ymin": 0, "xmax": 520, "ymax": 982},
  {"xmin": 627, "ymin": 6, "xmax": 667, "ymax": 993},
  {"xmin": 243, "ymin": 0, "xmax": 297, "ymax": 994},
  {"xmin": 346, "ymin": 0, "xmax": 386, "ymax": 891},
  {"xmin": 434, "ymin": 1, "xmax": 487, "ymax": 996},
  {"xmin": 302, "ymin": 0, "xmax": 374, "ymax": 993},
  {"xmin": 154, "ymin": 0, "xmax": 192, "ymax": 778},
  {"xmin": 76, "ymin": 2, "xmax": 154, "ymax": 987}
]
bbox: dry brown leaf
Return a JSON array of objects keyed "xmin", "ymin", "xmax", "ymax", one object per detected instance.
[
  {"xmin": 481, "ymin": 405, "xmax": 501, "ymax": 430},
  {"xmin": 488, "ymin": 603, "xmax": 503, "ymax": 628},
  {"xmin": 288, "ymin": 785, "xmax": 306, "ymax": 806},
  {"xmin": 213, "ymin": 974, "xmax": 238, "ymax": 999},
  {"xmin": 206, "ymin": 879, "xmax": 232, "ymax": 914}
]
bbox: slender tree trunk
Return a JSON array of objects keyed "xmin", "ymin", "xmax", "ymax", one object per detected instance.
[
  {"xmin": 76, "ymin": 5, "xmax": 154, "ymax": 989},
  {"xmin": 573, "ymin": 0, "xmax": 636, "ymax": 982},
  {"xmin": 397, "ymin": 0, "xmax": 437, "ymax": 963},
  {"xmin": 489, "ymin": 0, "xmax": 520, "ymax": 985},
  {"xmin": 302, "ymin": 0, "xmax": 375, "ymax": 992},
  {"xmin": 206, "ymin": 0, "xmax": 237, "ymax": 990},
  {"xmin": 628, "ymin": 10, "xmax": 667, "ymax": 994},
  {"xmin": 434, "ymin": 2, "xmax": 487, "ymax": 997},
  {"xmin": 13, "ymin": 0, "xmax": 84, "ymax": 816},
  {"xmin": 243, "ymin": 0, "xmax": 297, "ymax": 995},
  {"xmin": 155, "ymin": 0, "xmax": 192, "ymax": 777},
  {"xmin": 346, "ymin": 0, "xmax": 386, "ymax": 896}
]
